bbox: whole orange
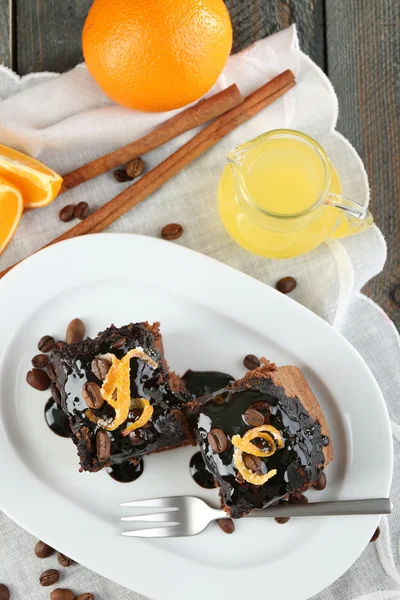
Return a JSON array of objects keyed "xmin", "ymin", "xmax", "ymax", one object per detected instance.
[{"xmin": 82, "ymin": 0, "xmax": 232, "ymax": 112}]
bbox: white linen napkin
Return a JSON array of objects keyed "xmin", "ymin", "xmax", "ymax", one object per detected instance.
[{"xmin": 0, "ymin": 25, "xmax": 399, "ymax": 600}]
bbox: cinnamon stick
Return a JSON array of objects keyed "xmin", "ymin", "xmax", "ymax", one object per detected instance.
[
  {"xmin": 64, "ymin": 70, "xmax": 295, "ymax": 235},
  {"xmin": 60, "ymin": 84, "xmax": 244, "ymax": 193},
  {"xmin": 0, "ymin": 70, "xmax": 295, "ymax": 281}
]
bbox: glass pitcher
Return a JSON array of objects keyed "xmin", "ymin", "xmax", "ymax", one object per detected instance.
[{"xmin": 217, "ymin": 129, "xmax": 373, "ymax": 259}]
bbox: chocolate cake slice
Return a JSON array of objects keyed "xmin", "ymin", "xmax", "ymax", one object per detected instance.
[
  {"xmin": 52, "ymin": 322, "xmax": 194, "ymax": 472},
  {"xmin": 191, "ymin": 359, "xmax": 332, "ymax": 518}
]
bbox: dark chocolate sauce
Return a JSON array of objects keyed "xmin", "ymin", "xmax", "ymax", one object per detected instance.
[
  {"xmin": 182, "ymin": 370, "xmax": 234, "ymax": 398},
  {"xmin": 63, "ymin": 355, "xmax": 161, "ymax": 417},
  {"xmin": 189, "ymin": 451, "xmax": 217, "ymax": 489},
  {"xmin": 52, "ymin": 324, "xmax": 193, "ymax": 467},
  {"xmin": 44, "ymin": 398, "xmax": 71, "ymax": 438},
  {"xmin": 106, "ymin": 458, "xmax": 144, "ymax": 483},
  {"xmin": 184, "ymin": 372, "xmax": 234, "ymax": 490},
  {"xmin": 197, "ymin": 380, "xmax": 329, "ymax": 518}
]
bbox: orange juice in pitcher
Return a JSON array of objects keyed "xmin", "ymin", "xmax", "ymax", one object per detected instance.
[{"xmin": 218, "ymin": 130, "xmax": 373, "ymax": 259}]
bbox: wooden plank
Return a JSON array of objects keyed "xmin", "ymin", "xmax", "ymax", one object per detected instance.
[
  {"xmin": 225, "ymin": 0, "xmax": 326, "ymax": 69},
  {"xmin": 16, "ymin": 0, "xmax": 92, "ymax": 74},
  {"xmin": 0, "ymin": 0, "xmax": 10, "ymax": 68},
  {"xmin": 326, "ymin": 0, "xmax": 400, "ymax": 329},
  {"xmin": 14, "ymin": 0, "xmax": 326, "ymax": 74}
]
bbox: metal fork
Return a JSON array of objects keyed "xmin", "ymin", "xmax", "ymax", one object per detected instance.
[{"xmin": 120, "ymin": 496, "xmax": 391, "ymax": 537}]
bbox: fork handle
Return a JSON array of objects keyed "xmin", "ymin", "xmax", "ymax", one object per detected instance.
[{"xmin": 246, "ymin": 498, "xmax": 392, "ymax": 518}]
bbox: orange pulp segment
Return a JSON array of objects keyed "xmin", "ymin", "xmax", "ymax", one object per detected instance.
[
  {"xmin": 0, "ymin": 176, "xmax": 24, "ymax": 254},
  {"xmin": 0, "ymin": 143, "xmax": 63, "ymax": 208}
]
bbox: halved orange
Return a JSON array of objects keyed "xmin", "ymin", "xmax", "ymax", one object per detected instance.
[
  {"xmin": 0, "ymin": 144, "xmax": 63, "ymax": 208},
  {"xmin": 0, "ymin": 176, "xmax": 24, "ymax": 255}
]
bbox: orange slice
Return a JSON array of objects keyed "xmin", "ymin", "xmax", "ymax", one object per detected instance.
[
  {"xmin": 0, "ymin": 143, "xmax": 63, "ymax": 208},
  {"xmin": 0, "ymin": 176, "xmax": 24, "ymax": 255}
]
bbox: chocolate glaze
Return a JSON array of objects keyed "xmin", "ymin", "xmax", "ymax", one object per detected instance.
[
  {"xmin": 106, "ymin": 458, "xmax": 144, "ymax": 483},
  {"xmin": 44, "ymin": 398, "xmax": 71, "ymax": 438},
  {"xmin": 182, "ymin": 370, "xmax": 234, "ymax": 398},
  {"xmin": 197, "ymin": 377, "xmax": 329, "ymax": 518},
  {"xmin": 189, "ymin": 451, "xmax": 217, "ymax": 489},
  {"xmin": 51, "ymin": 324, "xmax": 193, "ymax": 472},
  {"xmin": 185, "ymin": 371, "xmax": 234, "ymax": 489}
]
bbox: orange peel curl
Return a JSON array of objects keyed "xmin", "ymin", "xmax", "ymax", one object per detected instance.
[
  {"xmin": 231, "ymin": 425, "xmax": 283, "ymax": 457},
  {"xmin": 232, "ymin": 425, "xmax": 283, "ymax": 485},
  {"xmin": 233, "ymin": 448, "xmax": 277, "ymax": 485},
  {"xmin": 86, "ymin": 347, "xmax": 157, "ymax": 431},
  {"xmin": 121, "ymin": 399, "xmax": 154, "ymax": 436}
]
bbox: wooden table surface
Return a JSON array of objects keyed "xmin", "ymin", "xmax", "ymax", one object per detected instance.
[{"xmin": 0, "ymin": 0, "xmax": 398, "ymax": 328}]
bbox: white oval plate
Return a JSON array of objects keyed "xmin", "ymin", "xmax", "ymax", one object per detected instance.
[{"xmin": 0, "ymin": 234, "xmax": 392, "ymax": 600}]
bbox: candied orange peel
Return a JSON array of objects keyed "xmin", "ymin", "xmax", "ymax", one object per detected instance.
[
  {"xmin": 86, "ymin": 347, "xmax": 157, "ymax": 431},
  {"xmin": 231, "ymin": 425, "xmax": 283, "ymax": 457},
  {"xmin": 232, "ymin": 425, "xmax": 284, "ymax": 485},
  {"xmin": 121, "ymin": 399, "xmax": 154, "ymax": 436},
  {"xmin": 233, "ymin": 448, "xmax": 277, "ymax": 485}
]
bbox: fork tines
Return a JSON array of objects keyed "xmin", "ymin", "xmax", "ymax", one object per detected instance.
[{"xmin": 120, "ymin": 497, "xmax": 183, "ymax": 538}]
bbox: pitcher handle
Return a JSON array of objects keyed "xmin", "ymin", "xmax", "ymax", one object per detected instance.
[{"xmin": 324, "ymin": 193, "xmax": 374, "ymax": 239}]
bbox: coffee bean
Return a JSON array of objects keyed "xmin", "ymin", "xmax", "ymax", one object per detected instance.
[
  {"xmin": 276, "ymin": 276, "xmax": 297, "ymax": 294},
  {"xmin": 217, "ymin": 518, "xmax": 235, "ymax": 534},
  {"xmin": 110, "ymin": 336, "xmax": 126, "ymax": 350},
  {"xmin": 50, "ymin": 589, "xmax": 76, "ymax": 600},
  {"xmin": 46, "ymin": 364, "xmax": 57, "ymax": 381},
  {"xmin": 289, "ymin": 491, "xmax": 308, "ymax": 504},
  {"xmin": 57, "ymin": 552, "xmax": 74, "ymax": 567},
  {"xmin": 96, "ymin": 430, "xmax": 111, "ymax": 461},
  {"xmin": 55, "ymin": 341, "xmax": 66, "ymax": 351},
  {"xmin": 392, "ymin": 284, "xmax": 400, "ymax": 307},
  {"xmin": 0, "ymin": 584, "xmax": 10, "ymax": 600},
  {"xmin": 161, "ymin": 223, "xmax": 184, "ymax": 241},
  {"xmin": 252, "ymin": 437, "xmax": 269, "ymax": 450},
  {"xmin": 39, "ymin": 569, "xmax": 60, "ymax": 586},
  {"xmin": 370, "ymin": 527, "xmax": 381, "ymax": 542},
  {"xmin": 126, "ymin": 157, "xmax": 145, "ymax": 179},
  {"xmin": 35, "ymin": 540, "xmax": 54, "ymax": 558},
  {"xmin": 114, "ymin": 168, "xmax": 132, "ymax": 182},
  {"xmin": 76, "ymin": 595, "xmax": 95, "ymax": 600},
  {"xmin": 82, "ymin": 381, "xmax": 104, "ymax": 409},
  {"xmin": 243, "ymin": 354, "xmax": 260, "ymax": 370},
  {"xmin": 242, "ymin": 453, "xmax": 262, "ymax": 473},
  {"xmin": 32, "ymin": 353, "xmax": 49, "ymax": 368},
  {"xmin": 207, "ymin": 428, "xmax": 228, "ymax": 453},
  {"xmin": 313, "ymin": 472, "xmax": 326, "ymax": 491},
  {"xmin": 59, "ymin": 205, "xmax": 76, "ymax": 223},
  {"xmin": 243, "ymin": 408, "xmax": 264, "ymax": 427},
  {"xmin": 66, "ymin": 318, "xmax": 85, "ymax": 344},
  {"xmin": 74, "ymin": 201, "xmax": 90, "ymax": 220},
  {"xmin": 26, "ymin": 369, "xmax": 51, "ymax": 391},
  {"xmin": 91, "ymin": 357, "xmax": 111, "ymax": 381},
  {"xmin": 275, "ymin": 517, "xmax": 290, "ymax": 524},
  {"xmin": 38, "ymin": 335, "xmax": 55, "ymax": 352}
]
